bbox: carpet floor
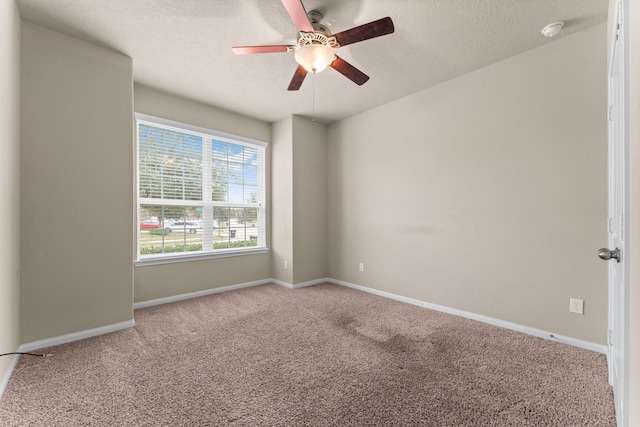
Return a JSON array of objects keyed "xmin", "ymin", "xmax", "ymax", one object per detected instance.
[{"xmin": 0, "ymin": 283, "xmax": 615, "ymax": 426}]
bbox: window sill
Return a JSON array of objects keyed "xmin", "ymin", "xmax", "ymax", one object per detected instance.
[{"xmin": 134, "ymin": 247, "xmax": 269, "ymax": 267}]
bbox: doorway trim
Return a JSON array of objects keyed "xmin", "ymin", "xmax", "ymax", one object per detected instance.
[{"xmin": 607, "ymin": 1, "xmax": 631, "ymax": 425}]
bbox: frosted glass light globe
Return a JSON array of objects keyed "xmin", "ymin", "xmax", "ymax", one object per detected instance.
[{"xmin": 295, "ymin": 44, "xmax": 335, "ymax": 73}]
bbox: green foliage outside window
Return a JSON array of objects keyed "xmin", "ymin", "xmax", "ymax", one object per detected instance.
[{"xmin": 139, "ymin": 239, "xmax": 258, "ymax": 255}]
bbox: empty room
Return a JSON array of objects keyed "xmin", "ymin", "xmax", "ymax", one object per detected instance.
[{"xmin": 1, "ymin": 0, "xmax": 638, "ymax": 425}]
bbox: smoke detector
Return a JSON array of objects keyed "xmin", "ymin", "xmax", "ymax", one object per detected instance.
[{"xmin": 541, "ymin": 21, "xmax": 564, "ymax": 38}]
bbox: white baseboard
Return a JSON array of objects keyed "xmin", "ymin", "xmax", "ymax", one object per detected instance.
[
  {"xmin": 272, "ymin": 277, "xmax": 330, "ymax": 290},
  {"xmin": 18, "ymin": 319, "xmax": 135, "ymax": 353},
  {"xmin": 134, "ymin": 279, "xmax": 273, "ymax": 309},
  {"xmin": 0, "ymin": 353, "xmax": 20, "ymax": 400},
  {"xmin": 135, "ymin": 278, "xmax": 329, "ymax": 309},
  {"xmin": 328, "ymin": 278, "xmax": 607, "ymax": 355}
]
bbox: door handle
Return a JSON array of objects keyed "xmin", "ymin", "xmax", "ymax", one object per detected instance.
[{"xmin": 598, "ymin": 247, "xmax": 621, "ymax": 262}]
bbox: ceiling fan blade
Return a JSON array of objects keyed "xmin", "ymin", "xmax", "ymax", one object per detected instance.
[
  {"xmin": 281, "ymin": 0, "xmax": 314, "ymax": 33},
  {"xmin": 232, "ymin": 45, "xmax": 292, "ymax": 55},
  {"xmin": 334, "ymin": 17, "xmax": 395, "ymax": 47},
  {"xmin": 330, "ymin": 56, "xmax": 370, "ymax": 86},
  {"xmin": 288, "ymin": 65, "xmax": 308, "ymax": 91}
]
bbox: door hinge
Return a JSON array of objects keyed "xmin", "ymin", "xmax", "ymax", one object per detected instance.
[
  {"xmin": 616, "ymin": 3, "xmax": 622, "ymax": 41},
  {"xmin": 616, "ymin": 1, "xmax": 624, "ymax": 40},
  {"xmin": 608, "ymin": 329, "xmax": 614, "ymax": 346},
  {"xmin": 608, "ymin": 217, "xmax": 614, "ymax": 233},
  {"xmin": 609, "ymin": 105, "xmax": 614, "ymax": 121}
]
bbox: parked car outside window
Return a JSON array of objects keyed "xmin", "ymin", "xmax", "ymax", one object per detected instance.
[
  {"xmin": 140, "ymin": 219, "xmax": 159, "ymax": 229},
  {"xmin": 167, "ymin": 221, "xmax": 202, "ymax": 234}
]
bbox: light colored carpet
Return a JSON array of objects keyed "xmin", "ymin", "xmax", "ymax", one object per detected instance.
[{"xmin": 0, "ymin": 283, "xmax": 615, "ymax": 426}]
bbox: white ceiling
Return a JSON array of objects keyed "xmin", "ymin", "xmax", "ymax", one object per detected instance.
[{"xmin": 16, "ymin": 0, "xmax": 608, "ymax": 124}]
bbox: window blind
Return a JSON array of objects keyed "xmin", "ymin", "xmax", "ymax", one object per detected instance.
[{"xmin": 136, "ymin": 114, "xmax": 266, "ymax": 260}]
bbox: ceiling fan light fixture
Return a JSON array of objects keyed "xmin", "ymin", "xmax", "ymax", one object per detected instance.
[{"xmin": 295, "ymin": 43, "xmax": 335, "ymax": 73}]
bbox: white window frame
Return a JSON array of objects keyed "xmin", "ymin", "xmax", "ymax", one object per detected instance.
[{"xmin": 134, "ymin": 113, "xmax": 268, "ymax": 266}]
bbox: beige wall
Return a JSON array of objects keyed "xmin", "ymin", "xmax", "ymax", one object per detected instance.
[
  {"xmin": 628, "ymin": 0, "xmax": 639, "ymax": 424},
  {"xmin": 271, "ymin": 116, "xmax": 294, "ymax": 284},
  {"xmin": 328, "ymin": 23, "xmax": 608, "ymax": 345},
  {"xmin": 0, "ymin": 0, "xmax": 21, "ymax": 381},
  {"xmin": 134, "ymin": 84, "xmax": 271, "ymax": 143},
  {"xmin": 20, "ymin": 23, "xmax": 134, "ymax": 342},
  {"xmin": 133, "ymin": 84, "xmax": 272, "ymax": 302},
  {"xmin": 271, "ymin": 115, "xmax": 327, "ymax": 285},
  {"xmin": 292, "ymin": 116, "xmax": 327, "ymax": 284}
]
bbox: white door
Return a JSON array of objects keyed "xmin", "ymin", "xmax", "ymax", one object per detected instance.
[{"xmin": 605, "ymin": 1, "xmax": 629, "ymax": 425}]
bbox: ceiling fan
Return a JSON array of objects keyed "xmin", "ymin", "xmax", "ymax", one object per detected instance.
[{"xmin": 232, "ymin": 0, "xmax": 395, "ymax": 91}]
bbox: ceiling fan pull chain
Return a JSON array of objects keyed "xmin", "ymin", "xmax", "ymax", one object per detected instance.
[{"xmin": 312, "ymin": 73, "xmax": 316, "ymax": 123}]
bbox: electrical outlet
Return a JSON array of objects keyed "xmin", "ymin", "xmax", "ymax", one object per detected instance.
[
  {"xmin": 569, "ymin": 298, "xmax": 584, "ymax": 315},
  {"xmin": 359, "ymin": 263, "xmax": 364, "ymax": 272},
  {"xmin": 284, "ymin": 260, "xmax": 288, "ymax": 270}
]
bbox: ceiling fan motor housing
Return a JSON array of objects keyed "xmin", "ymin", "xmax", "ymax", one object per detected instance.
[
  {"xmin": 306, "ymin": 11, "xmax": 331, "ymax": 35},
  {"xmin": 295, "ymin": 10, "xmax": 338, "ymax": 73},
  {"xmin": 297, "ymin": 31, "xmax": 338, "ymax": 49}
]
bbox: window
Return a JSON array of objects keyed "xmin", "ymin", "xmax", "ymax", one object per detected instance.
[{"xmin": 136, "ymin": 113, "xmax": 266, "ymax": 263}]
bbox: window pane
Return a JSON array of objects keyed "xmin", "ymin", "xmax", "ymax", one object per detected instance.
[
  {"xmin": 244, "ymin": 185, "xmax": 258, "ymax": 204},
  {"xmin": 213, "ymin": 207, "xmax": 231, "ymax": 248},
  {"xmin": 243, "ymin": 146, "xmax": 258, "ymax": 165},
  {"xmin": 212, "ymin": 159, "xmax": 228, "ymax": 202},
  {"xmin": 212, "ymin": 140, "xmax": 228, "ymax": 159},
  {"xmin": 211, "ymin": 207, "xmax": 258, "ymax": 250},
  {"xmin": 228, "ymin": 163, "xmax": 244, "ymax": 203},
  {"xmin": 231, "ymin": 208, "xmax": 259, "ymax": 248},
  {"xmin": 244, "ymin": 165, "xmax": 258, "ymax": 187},
  {"xmin": 138, "ymin": 124, "xmax": 203, "ymax": 201},
  {"xmin": 139, "ymin": 173, "xmax": 160, "ymax": 199},
  {"xmin": 139, "ymin": 205, "xmax": 203, "ymax": 255},
  {"xmin": 232, "ymin": 208, "xmax": 246, "ymax": 243}
]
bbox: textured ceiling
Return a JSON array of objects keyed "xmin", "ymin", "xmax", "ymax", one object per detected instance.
[{"xmin": 16, "ymin": 0, "xmax": 608, "ymax": 124}]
